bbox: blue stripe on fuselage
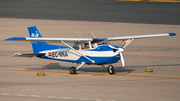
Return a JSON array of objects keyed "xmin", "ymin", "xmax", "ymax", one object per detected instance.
[
  {"xmin": 38, "ymin": 45, "xmax": 121, "ymax": 64},
  {"xmin": 39, "ymin": 54, "xmax": 120, "ymax": 65}
]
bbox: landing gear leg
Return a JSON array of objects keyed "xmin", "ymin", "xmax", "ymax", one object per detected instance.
[
  {"xmin": 107, "ymin": 65, "xmax": 115, "ymax": 75},
  {"xmin": 69, "ymin": 62, "xmax": 85, "ymax": 74}
]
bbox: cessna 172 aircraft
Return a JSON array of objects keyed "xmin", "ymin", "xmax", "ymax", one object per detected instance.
[{"xmin": 4, "ymin": 26, "xmax": 176, "ymax": 75}]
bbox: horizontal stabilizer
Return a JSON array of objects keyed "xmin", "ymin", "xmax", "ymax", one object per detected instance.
[{"xmin": 13, "ymin": 52, "xmax": 45, "ymax": 57}]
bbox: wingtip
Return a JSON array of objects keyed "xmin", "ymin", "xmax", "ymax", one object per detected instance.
[{"xmin": 169, "ymin": 33, "xmax": 176, "ymax": 36}]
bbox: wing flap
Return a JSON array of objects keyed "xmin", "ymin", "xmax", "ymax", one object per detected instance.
[{"xmin": 13, "ymin": 52, "xmax": 45, "ymax": 57}]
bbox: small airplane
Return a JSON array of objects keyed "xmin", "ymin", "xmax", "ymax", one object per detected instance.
[{"xmin": 4, "ymin": 26, "xmax": 176, "ymax": 75}]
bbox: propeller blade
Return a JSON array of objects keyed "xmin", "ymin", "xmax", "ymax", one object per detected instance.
[{"xmin": 120, "ymin": 52, "xmax": 125, "ymax": 69}]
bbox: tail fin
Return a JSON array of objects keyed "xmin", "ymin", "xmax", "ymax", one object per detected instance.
[{"xmin": 28, "ymin": 26, "xmax": 59, "ymax": 53}]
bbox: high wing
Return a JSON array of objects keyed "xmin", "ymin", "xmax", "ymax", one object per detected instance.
[
  {"xmin": 107, "ymin": 33, "xmax": 176, "ymax": 41},
  {"xmin": 4, "ymin": 33, "xmax": 176, "ymax": 43},
  {"xmin": 4, "ymin": 37, "xmax": 92, "ymax": 43}
]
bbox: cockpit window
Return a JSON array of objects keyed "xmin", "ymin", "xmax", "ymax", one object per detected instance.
[
  {"xmin": 72, "ymin": 38, "xmax": 111, "ymax": 50},
  {"xmin": 72, "ymin": 43, "xmax": 91, "ymax": 50},
  {"xmin": 92, "ymin": 38, "xmax": 111, "ymax": 45}
]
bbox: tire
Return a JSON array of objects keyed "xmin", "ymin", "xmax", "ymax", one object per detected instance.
[
  {"xmin": 108, "ymin": 65, "xmax": 115, "ymax": 75},
  {"xmin": 145, "ymin": 69, "xmax": 153, "ymax": 72},
  {"xmin": 37, "ymin": 73, "xmax": 45, "ymax": 76},
  {"xmin": 70, "ymin": 66, "xmax": 76, "ymax": 74}
]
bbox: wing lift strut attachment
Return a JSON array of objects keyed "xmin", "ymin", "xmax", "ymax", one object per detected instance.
[
  {"xmin": 122, "ymin": 38, "xmax": 134, "ymax": 48},
  {"xmin": 61, "ymin": 41, "xmax": 95, "ymax": 74}
]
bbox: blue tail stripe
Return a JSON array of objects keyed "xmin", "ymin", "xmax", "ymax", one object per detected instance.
[{"xmin": 28, "ymin": 26, "xmax": 66, "ymax": 53}]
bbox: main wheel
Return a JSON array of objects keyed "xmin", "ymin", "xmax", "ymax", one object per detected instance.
[
  {"xmin": 107, "ymin": 65, "xmax": 115, "ymax": 75},
  {"xmin": 70, "ymin": 66, "xmax": 76, "ymax": 74}
]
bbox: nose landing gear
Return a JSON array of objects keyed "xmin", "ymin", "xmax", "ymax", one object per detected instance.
[{"xmin": 108, "ymin": 65, "xmax": 115, "ymax": 75}]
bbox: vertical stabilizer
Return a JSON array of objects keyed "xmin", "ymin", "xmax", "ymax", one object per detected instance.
[{"xmin": 28, "ymin": 26, "xmax": 49, "ymax": 53}]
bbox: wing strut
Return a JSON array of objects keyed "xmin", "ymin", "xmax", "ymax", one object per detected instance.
[
  {"xmin": 61, "ymin": 41, "xmax": 95, "ymax": 63},
  {"xmin": 122, "ymin": 38, "xmax": 134, "ymax": 48}
]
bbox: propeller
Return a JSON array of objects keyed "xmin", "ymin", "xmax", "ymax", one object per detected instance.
[
  {"xmin": 107, "ymin": 39, "xmax": 134, "ymax": 69},
  {"xmin": 120, "ymin": 52, "xmax": 125, "ymax": 68},
  {"xmin": 118, "ymin": 47, "xmax": 125, "ymax": 69},
  {"xmin": 117, "ymin": 38, "xmax": 134, "ymax": 69},
  {"xmin": 107, "ymin": 44, "xmax": 125, "ymax": 69}
]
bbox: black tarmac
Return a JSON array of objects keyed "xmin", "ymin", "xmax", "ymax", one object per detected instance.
[{"xmin": 0, "ymin": 0, "xmax": 180, "ymax": 25}]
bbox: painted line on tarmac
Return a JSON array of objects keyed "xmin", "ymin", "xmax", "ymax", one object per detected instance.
[
  {"xmin": 13, "ymin": 94, "xmax": 27, "ymax": 97},
  {"xmin": 69, "ymin": 74, "xmax": 94, "ymax": 77},
  {"xmin": 127, "ymin": 73, "xmax": 150, "ymax": 75},
  {"xmin": 47, "ymin": 96, "xmax": 58, "ymax": 98},
  {"xmin": 0, "ymin": 92, "xmax": 115, "ymax": 101},
  {"xmin": 0, "ymin": 93, "xmax": 12, "ymax": 95},
  {"xmin": 29, "ymin": 95, "xmax": 42, "ymax": 97}
]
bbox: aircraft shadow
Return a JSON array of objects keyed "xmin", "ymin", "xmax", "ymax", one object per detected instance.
[
  {"xmin": 27, "ymin": 63, "xmax": 135, "ymax": 73},
  {"xmin": 27, "ymin": 63, "xmax": 180, "ymax": 74}
]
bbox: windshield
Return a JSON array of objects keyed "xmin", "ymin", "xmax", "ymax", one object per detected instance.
[{"xmin": 92, "ymin": 38, "xmax": 111, "ymax": 45}]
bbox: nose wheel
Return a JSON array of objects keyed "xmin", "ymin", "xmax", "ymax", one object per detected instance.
[{"xmin": 108, "ymin": 65, "xmax": 115, "ymax": 75}]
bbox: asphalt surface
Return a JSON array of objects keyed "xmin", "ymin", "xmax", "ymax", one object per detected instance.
[
  {"xmin": 0, "ymin": 0, "xmax": 180, "ymax": 25},
  {"xmin": 0, "ymin": 18, "xmax": 180, "ymax": 101},
  {"xmin": 0, "ymin": 0, "xmax": 180, "ymax": 101}
]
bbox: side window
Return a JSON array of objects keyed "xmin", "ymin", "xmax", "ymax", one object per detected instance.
[
  {"xmin": 72, "ymin": 44, "xmax": 79, "ymax": 50},
  {"xmin": 82, "ymin": 43, "xmax": 90, "ymax": 50},
  {"xmin": 72, "ymin": 43, "xmax": 92, "ymax": 50}
]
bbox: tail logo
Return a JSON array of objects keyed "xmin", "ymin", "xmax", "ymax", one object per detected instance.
[{"xmin": 31, "ymin": 33, "xmax": 39, "ymax": 37}]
